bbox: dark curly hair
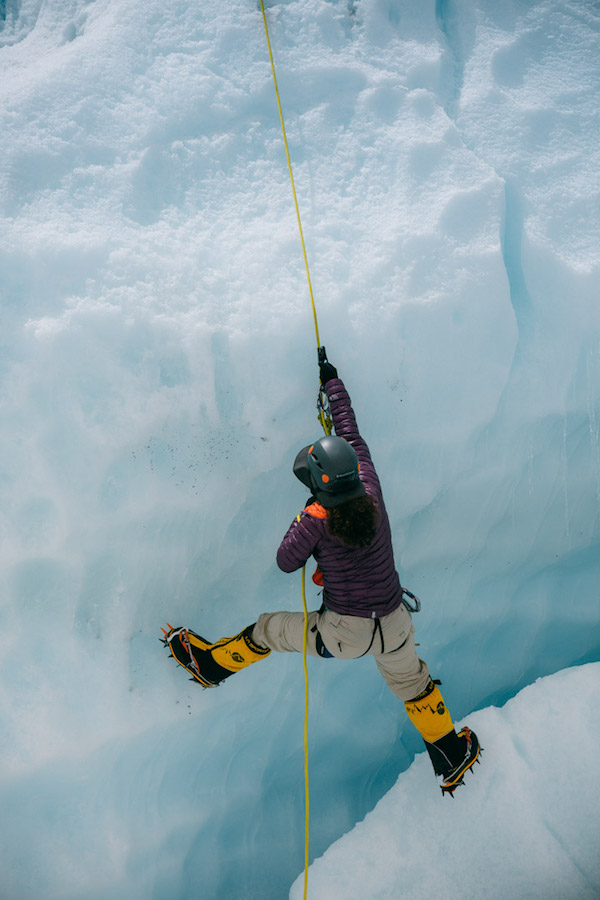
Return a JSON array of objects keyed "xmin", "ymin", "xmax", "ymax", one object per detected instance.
[{"xmin": 326, "ymin": 495, "xmax": 379, "ymax": 548}]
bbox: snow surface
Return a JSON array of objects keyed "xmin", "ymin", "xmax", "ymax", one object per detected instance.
[
  {"xmin": 0, "ymin": 0, "xmax": 599, "ymax": 898},
  {"xmin": 291, "ymin": 662, "xmax": 600, "ymax": 900}
]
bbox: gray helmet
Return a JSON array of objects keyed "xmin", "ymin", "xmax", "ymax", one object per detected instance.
[{"xmin": 293, "ymin": 435, "xmax": 365, "ymax": 508}]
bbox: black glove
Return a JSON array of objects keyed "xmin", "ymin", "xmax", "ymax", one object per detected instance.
[{"xmin": 319, "ymin": 360, "xmax": 338, "ymax": 387}]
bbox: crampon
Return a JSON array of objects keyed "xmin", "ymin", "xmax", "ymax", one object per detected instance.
[
  {"xmin": 161, "ymin": 623, "xmax": 271, "ymax": 688},
  {"xmin": 161, "ymin": 624, "xmax": 221, "ymax": 687},
  {"xmin": 440, "ymin": 727, "xmax": 482, "ymax": 797}
]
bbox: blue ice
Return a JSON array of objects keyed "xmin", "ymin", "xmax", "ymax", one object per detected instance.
[{"xmin": 0, "ymin": 1, "xmax": 598, "ymax": 898}]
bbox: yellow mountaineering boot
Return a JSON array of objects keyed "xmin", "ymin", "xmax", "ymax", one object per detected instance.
[
  {"xmin": 162, "ymin": 625, "xmax": 270, "ymax": 688},
  {"xmin": 405, "ymin": 679, "xmax": 481, "ymax": 795},
  {"xmin": 210, "ymin": 629, "xmax": 271, "ymax": 674},
  {"xmin": 404, "ymin": 679, "xmax": 454, "ymax": 743}
]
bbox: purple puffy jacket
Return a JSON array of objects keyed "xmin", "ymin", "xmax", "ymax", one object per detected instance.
[{"xmin": 276, "ymin": 377, "xmax": 403, "ymax": 618}]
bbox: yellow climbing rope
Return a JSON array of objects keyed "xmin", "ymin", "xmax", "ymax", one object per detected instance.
[
  {"xmin": 259, "ymin": 0, "xmax": 321, "ymax": 351},
  {"xmin": 259, "ymin": 0, "xmax": 332, "ymax": 446},
  {"xmin": 300, "ymin": 564, "xmax": 310, "ymax": 898},
  {"xmin": 259, "ymin": 5, "xmax": 334, "ymax": 897}
]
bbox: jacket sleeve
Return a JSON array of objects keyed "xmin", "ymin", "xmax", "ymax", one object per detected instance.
[
  {"xmin": 324, "ymin": 377, "xmax": 382, "ymax": 496},
  {"xmin": 276, "ymin": 511, "xmax": 321, "ymax": 572}
]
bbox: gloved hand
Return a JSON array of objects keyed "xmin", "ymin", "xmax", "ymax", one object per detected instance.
[{"xmin": 319, "ymin": 359, "xmax": 338, "ymax": 386}]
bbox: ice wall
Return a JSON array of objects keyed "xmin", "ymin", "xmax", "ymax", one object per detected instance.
[{"xmin": 0, "ymin": 1, "xmax": 598, "ymax": 897}]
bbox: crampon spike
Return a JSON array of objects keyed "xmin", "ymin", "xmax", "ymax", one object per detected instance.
[{"xmin": 441, "ymin": 776, "xmax": 466, "ymax": 797}]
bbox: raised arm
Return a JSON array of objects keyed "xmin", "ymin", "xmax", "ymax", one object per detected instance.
[{"xmin": 319, "ymin": 359, "xmax": 381, "ymax": 498}]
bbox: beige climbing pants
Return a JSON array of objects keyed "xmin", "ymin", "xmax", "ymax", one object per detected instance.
[{"xmin": 253, "ymin": 602, "xmax": 431, "ymax": 702}]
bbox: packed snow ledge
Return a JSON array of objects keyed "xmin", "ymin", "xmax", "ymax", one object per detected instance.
[{"xmin": 291, "ymin": 662, "xmax": 600, "ymax": 900}]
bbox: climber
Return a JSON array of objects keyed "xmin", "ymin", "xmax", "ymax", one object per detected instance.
[{"xmin": 162, "ymin": 357, "xmax": 480, "ymax": 795}]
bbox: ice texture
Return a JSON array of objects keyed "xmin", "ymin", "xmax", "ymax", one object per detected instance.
[
  {"xmin": 291, "ymin": 662, "xmax": 600, "ymax": 900},
  {"xmin": 0, "ymin": 1, "xmax": 598, "ymax": 898}
]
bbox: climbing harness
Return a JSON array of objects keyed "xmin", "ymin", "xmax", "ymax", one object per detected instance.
[{"xmin": 360, "ymin": 617, "xmax": 385, "ymax": 657}]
